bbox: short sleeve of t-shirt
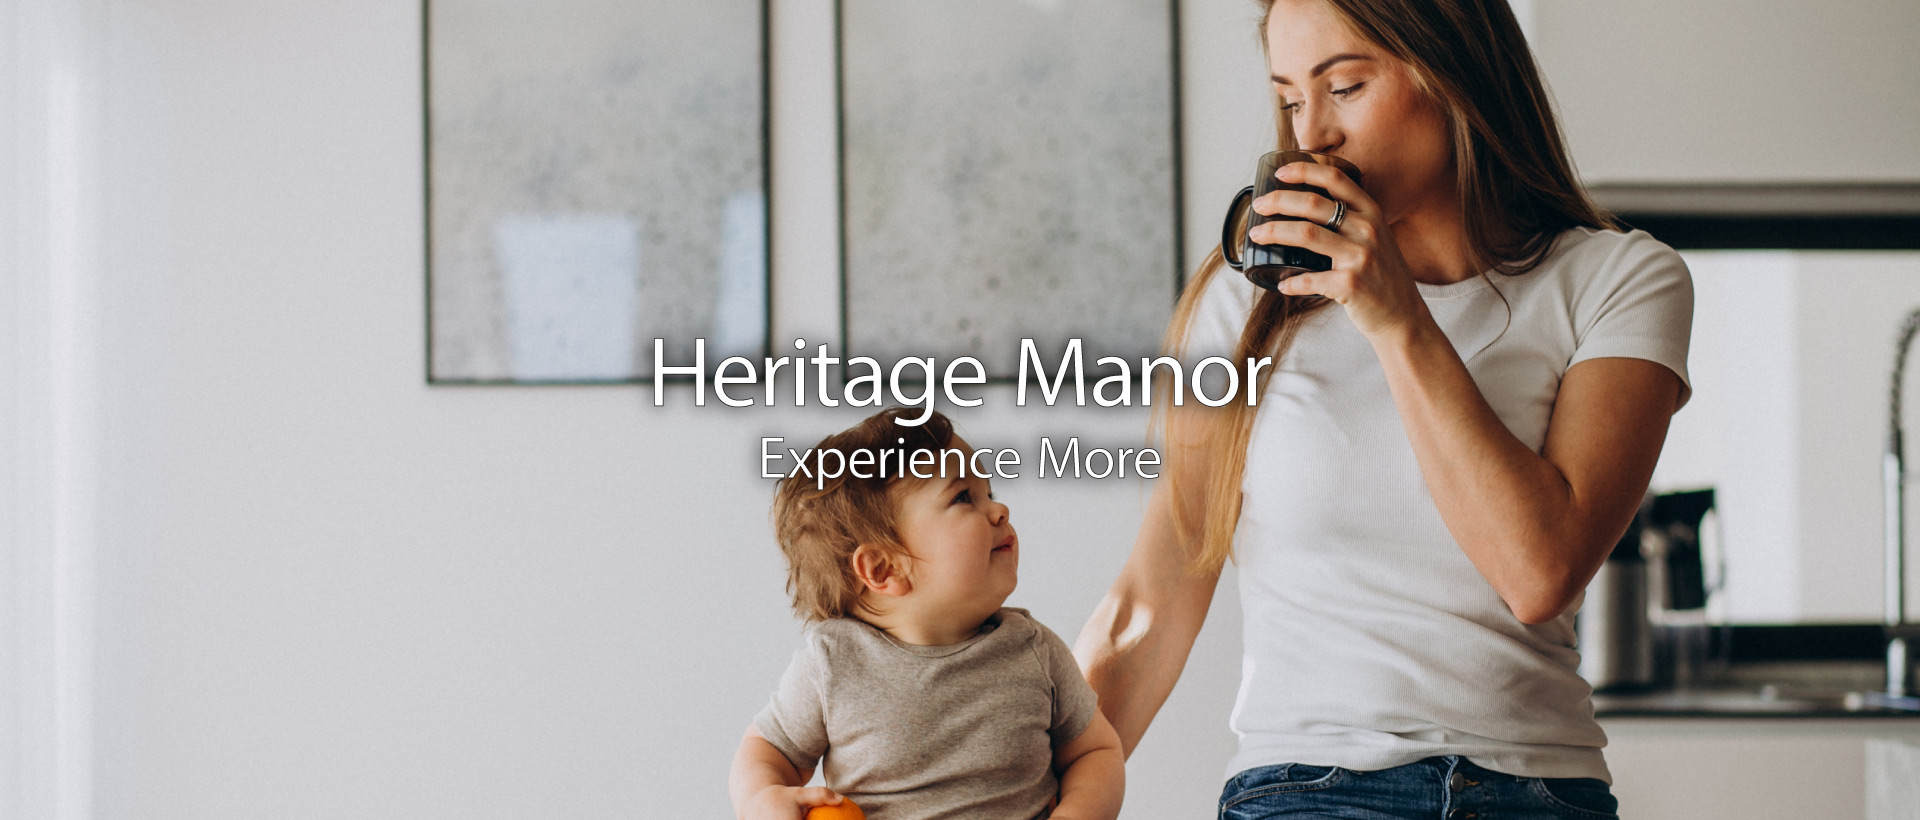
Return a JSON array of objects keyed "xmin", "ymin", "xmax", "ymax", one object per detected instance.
[
  {"xmin": 751, "ymin": 637, "xmax": 829, "ymax": 773},
  {"xmin": 1030, "ymin": 620, "xmax": 1098, "ymax": 747},
  {"xmin": 1567, "ymin": 231, "xmax": 1695, "ymax": 409}
]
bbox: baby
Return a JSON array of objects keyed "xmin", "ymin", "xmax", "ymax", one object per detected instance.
[{"xmin": 729, "ymin": 408, "xmax": 1124, "ymax": 820}]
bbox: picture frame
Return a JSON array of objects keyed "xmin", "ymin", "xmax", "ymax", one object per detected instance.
[
  {"xmin": 424, "ymin": 0, "xmax": 771, "ymax": 383},
  {"xmin": 837, "ymin": 0, "xmax": 1184, "ymax": 380}
]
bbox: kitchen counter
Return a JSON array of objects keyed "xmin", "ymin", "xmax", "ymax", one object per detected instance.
[
  {"xmin": 1593, "ymin": 687, "xmax": 1920, "ymax": 718},
  {"xmin": 1591, "ymin": 660, "xmax": 1920, "ymax": 718}
]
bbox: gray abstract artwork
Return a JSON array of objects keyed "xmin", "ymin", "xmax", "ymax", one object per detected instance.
[
  {"xmin": 428, "ymin": 0, "xmax": 766, "ymax": 382},
  {"xmin": 841, "ymin": 0, "xmax": 1180, "ymax": 378}
]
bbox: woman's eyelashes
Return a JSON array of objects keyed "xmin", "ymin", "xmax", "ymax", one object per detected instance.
[{"xmin": 1278, "ymin": 82, "xmax": 1366, "ymax": 111}]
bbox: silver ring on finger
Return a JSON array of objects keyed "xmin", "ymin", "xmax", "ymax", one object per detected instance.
[{"xmin": 1322, "ymin": 200, "xmax": 1347, "ymax": 233}]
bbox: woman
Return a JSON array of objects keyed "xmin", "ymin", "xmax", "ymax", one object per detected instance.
[{"xmin": 1074, "ymin": 0, "xmax": 1690, "ymax": 818}]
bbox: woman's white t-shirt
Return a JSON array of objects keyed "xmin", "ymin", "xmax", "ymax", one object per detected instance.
[{"xmin": 1187, "ymin": 226, "xmax": 1693, "ymax": 783}]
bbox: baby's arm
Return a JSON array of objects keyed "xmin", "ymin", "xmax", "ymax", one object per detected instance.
[
  {"xmin": 1048, "ymin": 709, "xmax": 1125, "ymax": 820},
  {"xmin": 728, "ymin": 726, "xmax": 846, "ymax": 820}
]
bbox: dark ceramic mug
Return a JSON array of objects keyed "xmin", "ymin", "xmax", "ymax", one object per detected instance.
[{"xmin": 1221, "ymin": 150, "xmax": 1363, "ymax": 291}]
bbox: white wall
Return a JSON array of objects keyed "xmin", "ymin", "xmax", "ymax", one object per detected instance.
[
  {"xmin": 1652, "ymin": 253, "xmax": 1800, "ymax": 621},
  {"xmin": 74, "ymin": 1, "xmax": 1266, "ymax": 818},
  {"xmin": 5, "ymin": 0, "xmax": 106, "ymax": 817},
  {"xmin": 1795, "ymin": 253, "xmax": 1920, "ymax": 622},
  {"xmin": 1653, "ymin": 250, "xmax": 1920, "ymax": 623}
]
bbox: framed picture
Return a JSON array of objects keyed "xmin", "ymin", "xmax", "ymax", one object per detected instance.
[
  {"xmin": 426, "ymin": 0, "xmax": 769, "ymax": 383},
  {"xmin": 838, "ymin": 0, "xmax": 1183, "ymax": 379}
]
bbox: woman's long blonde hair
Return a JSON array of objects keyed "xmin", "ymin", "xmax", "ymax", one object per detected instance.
[{"xmin": 1165, "ymin": 0, "xmax": 1617, "ymax": 574}]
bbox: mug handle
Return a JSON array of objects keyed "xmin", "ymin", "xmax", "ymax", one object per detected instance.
[{"xmin": 1221, "ymin": 186, "xmax": 1254, "ymax": 270}]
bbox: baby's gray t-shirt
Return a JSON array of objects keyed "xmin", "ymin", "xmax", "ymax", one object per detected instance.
[{"xmin": 753, "ymin": 608, "xmax": 1099, "ymax": 820}]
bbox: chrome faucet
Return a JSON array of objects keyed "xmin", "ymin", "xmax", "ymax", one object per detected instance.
[{"xmin": 1863, "ymin": 308, "xmax": 1920, "ymax": 710}]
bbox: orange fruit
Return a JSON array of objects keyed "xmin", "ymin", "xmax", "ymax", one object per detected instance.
[{"xmin": 804, "ymin": 799, "xmax": 866, "ymax": 820}]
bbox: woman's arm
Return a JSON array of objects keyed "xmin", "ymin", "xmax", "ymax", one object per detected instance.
[
  {"xmin": 1372, "ymin": 327, "xmax": 1679, "ymax": 624},
  {"xmin": 1074, "ymin": 403, "xmax": 1224, "ymax": 756},
  {"xmin": 1261, "ymin": 161, "xmax": 1683, "ymax": 625}
]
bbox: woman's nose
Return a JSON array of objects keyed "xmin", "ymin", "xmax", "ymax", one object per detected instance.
[{"xmin": 1295, "ymin": 103, "xmax": 1343, "ymax": 154}]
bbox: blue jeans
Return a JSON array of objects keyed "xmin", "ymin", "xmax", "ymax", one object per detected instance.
[{"xmin": 1219, "ymin": 756, "xmax": 1620, "ymax": 820}]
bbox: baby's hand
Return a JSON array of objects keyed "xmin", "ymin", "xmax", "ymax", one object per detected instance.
[{"xmin": 741, "ymin": 785, "xmax": 846, "ymax": 820}]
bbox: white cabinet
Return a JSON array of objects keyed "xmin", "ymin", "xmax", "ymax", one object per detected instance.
[
  {"xmin": 1529, "ymin": 1, "xmax": 1920, "ymax": 184},
  {"xmin": 1603, "ymin": 717, "xmax": 1920, "ymax": 819}
]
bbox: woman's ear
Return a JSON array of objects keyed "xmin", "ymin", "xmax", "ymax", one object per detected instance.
[{"xmin": 852, "ymin": 545, "xmax": 912, "ymax": 597}]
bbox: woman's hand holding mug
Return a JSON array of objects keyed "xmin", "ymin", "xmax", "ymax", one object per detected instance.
[{"xmin": 1254, "ymin": 160, "xmax": 1429, "ymax": 341}]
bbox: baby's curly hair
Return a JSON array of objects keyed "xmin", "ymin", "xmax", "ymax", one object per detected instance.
[{"xmin": 770, "ymin": 408, "xmax": 957, "ymax": 622}]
